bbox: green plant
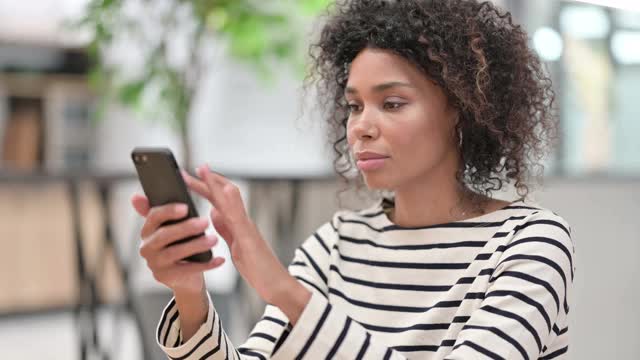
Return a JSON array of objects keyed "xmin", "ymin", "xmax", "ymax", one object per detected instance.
[{"xmin": 77, "ymin": 0, "xmax": 331, "ymax": 167}]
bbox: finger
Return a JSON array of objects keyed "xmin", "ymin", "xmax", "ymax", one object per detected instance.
[
  {"xmin": 195, "ymin": 164, "xmax": 226, "ymax": 206},
  {"xmin": 146, "ymin": 217, "xmax": 210, "ymax": 251},
  {"xmin": 195, "ymin": 164, "xmax": 232, "ymax": 220},
  {"xmin": 141, "ymin": 203, "xmax": 189, "ymax": 239},
  {"xmin": 160, "ymin": 234, "xmax": 219, "ymax": 266},
  {"xmin": 181, "ymin": 170, "xmax": 211, "ymax": 200},
  {"xmin": 196, "ymin": 164, "xmax": 228, "ymax": 191},
  {"xmin": 131, "ymin": 193, "xmax": 150, "ymax": 217},
  {"xmin": 183, "ymin": 170, "xmax": 233, "ymax": 242},
  {"xmin": 198, "ymin": 164, "xmax": 246, "ymax": 221}
]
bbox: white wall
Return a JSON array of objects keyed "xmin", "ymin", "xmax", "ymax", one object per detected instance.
[
  {"xmin": 189, "ymin": 50, "xmax": 334, "ymax": 178},
  {"xmin": 534, "ymin": 178, "xmax": 640, "ymax": 359}
]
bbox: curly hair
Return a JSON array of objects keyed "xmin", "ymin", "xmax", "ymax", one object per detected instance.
[{"xmin": 305, "ymin": 0, "xmax": 559, "ymax": 209}]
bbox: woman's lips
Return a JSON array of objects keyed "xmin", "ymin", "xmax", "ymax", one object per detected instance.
[{"xmin": 356, "ymin": 157, "xmax": 388, "ymax": 171}]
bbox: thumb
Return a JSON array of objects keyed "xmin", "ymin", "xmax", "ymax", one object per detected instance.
[{"xmin": 131, "ymin": 193, "xmax": 150, "ymax": 217}]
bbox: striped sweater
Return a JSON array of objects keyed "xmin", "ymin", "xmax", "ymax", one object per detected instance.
[{"xmin": 156, "ymin": 198, "xmax": 575, "ymax": 360}]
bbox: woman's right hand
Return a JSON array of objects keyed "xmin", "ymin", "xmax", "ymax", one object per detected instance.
[{"xmin": 131, "ymin": 194, "xmax": 226, "ymax": 295}]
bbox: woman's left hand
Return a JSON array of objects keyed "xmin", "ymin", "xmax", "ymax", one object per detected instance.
[{"xmin": 182, "ymin": 164, "xmax": 303, "ymax": 307}]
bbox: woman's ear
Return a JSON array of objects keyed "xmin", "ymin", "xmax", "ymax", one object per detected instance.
[
  {"xmin": 450, "ymin": 108, "xmax": 461, "ymax": 128},
  {"xmin": 443, "ymin": 96, "xmax": 459, "ymax": 124},
  {"xmin": 450, "ymin": 111, "xmax": 462, "ymax": 147}
]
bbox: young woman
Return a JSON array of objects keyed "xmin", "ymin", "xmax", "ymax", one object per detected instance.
[{"xmin": 131, "ymin": 0, "xmax": 575, "ymax": 359}]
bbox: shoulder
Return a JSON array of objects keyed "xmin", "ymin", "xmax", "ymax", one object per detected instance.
[
  {"xmin": 505, "ymin": 202, "xmax": 576, "ymax": 276},
  {"xmin": 512, "ymin": 201, "xmax": 573, "ymax": 243}
]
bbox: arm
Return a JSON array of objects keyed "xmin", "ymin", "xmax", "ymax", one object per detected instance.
[
  {"xmin": 172, "ymin": 275, "xmax": 209, "ymax": 342},
  {"xmin": 444, "ymin": 211, "xmax": 575, "ymax": 359},
  {"xmin": 157, "ymin": 290, "xmax": 290, "ymax": 360}
]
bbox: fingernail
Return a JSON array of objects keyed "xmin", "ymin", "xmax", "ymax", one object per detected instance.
[{"xmin": 176, "ymin": 204, "xmax": 188, "ymax": 214}]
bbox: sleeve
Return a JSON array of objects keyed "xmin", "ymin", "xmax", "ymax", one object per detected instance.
[
  {"xmin": 156, "ymin": 290, "xmax": 293, "ymax": 360},
  {"xmin": 444, "ymin": 210, "xmax": 576, "ymax": 360}
]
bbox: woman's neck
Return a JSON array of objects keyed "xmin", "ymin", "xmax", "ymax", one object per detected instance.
[{"xmin": 389, "ymin": 185, "xmax": 491, "ymax": 227}]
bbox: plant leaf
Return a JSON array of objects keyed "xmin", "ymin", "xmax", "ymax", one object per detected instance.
[{"xmin": 118, "ymin": 80, "xmax": 146, "ymax": 107}]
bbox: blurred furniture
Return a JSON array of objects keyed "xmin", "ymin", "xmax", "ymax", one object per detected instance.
[
  {"xmin": 0, "ymin": 97, "xmax": 41, "ymax": 170},
  {"xmin": 0, "ymin": 39, "xmax": 131, "ymax": 360},
  {"xmin": 0, "ymin": 43, "xmax": 93, "ymax": 172},
  {"xmin": 0, "ymin": 171, "xmax": 148, "ymax": 360},
  {"xmin": 43, "ymin": 81, "xmax": 95, "ymax": 172},
  {"xmin": 0, "ymin": 72, "xmax": 94, "ymax": 172}
]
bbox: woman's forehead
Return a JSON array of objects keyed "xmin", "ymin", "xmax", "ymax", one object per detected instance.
[{"xmin": 345, "ymin": 49, "xmax": 437, "ymax": 92}]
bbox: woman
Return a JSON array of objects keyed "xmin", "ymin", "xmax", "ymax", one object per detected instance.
[{"xmin": 131, "ymin": 0, "xmax": 575, "ymax": 359}]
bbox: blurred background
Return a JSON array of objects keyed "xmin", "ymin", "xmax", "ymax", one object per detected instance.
[{"xmin": 0, "ymin": 0, "xmax": 637, "ymax": 359}]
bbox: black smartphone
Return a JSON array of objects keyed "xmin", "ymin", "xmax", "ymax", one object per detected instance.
[{"xmin": 131, "ymin": 147, "xmax": 212, "ymax": 263}]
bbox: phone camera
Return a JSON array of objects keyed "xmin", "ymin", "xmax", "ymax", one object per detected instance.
[{"xmin": 134, "ymin": 155, "xmax": 148, "ymax": 164}]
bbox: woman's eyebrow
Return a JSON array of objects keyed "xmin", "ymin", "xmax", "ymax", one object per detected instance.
[{"xmin": 345, "ymin": 81, "xmax": 416, "ymax": 94}]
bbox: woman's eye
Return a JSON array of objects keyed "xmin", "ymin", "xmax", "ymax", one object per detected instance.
[
  {"xmin": 384, "ymin": 101, "xmax": 406, "ymax": 110},
  {"xmin": 348, "ymin": 104, "xmax": 361, "ymax": 112}
]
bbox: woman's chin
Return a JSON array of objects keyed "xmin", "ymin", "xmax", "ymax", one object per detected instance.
[{"xmin": 362, "ymin": 174, "xmax": 393, "ymax": 190}]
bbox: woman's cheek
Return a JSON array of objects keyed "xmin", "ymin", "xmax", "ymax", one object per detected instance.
[{"xmin": 390, "ymin": 112, "xmax": 427, "ymax": 147}]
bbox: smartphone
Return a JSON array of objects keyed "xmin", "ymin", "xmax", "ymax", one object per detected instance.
[{"xmin": 131, "ymin": 147, "xmax": 212, "ymax": 263}]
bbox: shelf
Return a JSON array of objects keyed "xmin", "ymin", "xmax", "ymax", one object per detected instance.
[{"xmin": 0, "ymin": 72, "xmax": 90, "ymax": 99}]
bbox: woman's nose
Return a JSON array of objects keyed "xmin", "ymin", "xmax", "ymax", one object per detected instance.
[{"xmin": 349, "ymin": 109, "xmax": 379, "ymax": 141}]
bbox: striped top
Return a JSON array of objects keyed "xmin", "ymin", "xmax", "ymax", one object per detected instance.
[{"xmin": 156, "ymin": 198, "xmax": 575, "ymax": 360}]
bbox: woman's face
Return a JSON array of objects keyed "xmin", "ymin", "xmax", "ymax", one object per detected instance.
[{"xmin": 345, "ymin": 48, "xmax": 460, "ymax": 190}]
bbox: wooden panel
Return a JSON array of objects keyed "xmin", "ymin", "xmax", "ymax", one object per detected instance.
[
  {"xmin": 76, "ymin": 182, "xmax": 124, "ymax": 304},
  {"xmin": 0, "ymin": 182, "xmax": 123, "ymax": 313},
  {"xmin": 0, "ymin": 183, "xmax": 77, "ymax": 311}
]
